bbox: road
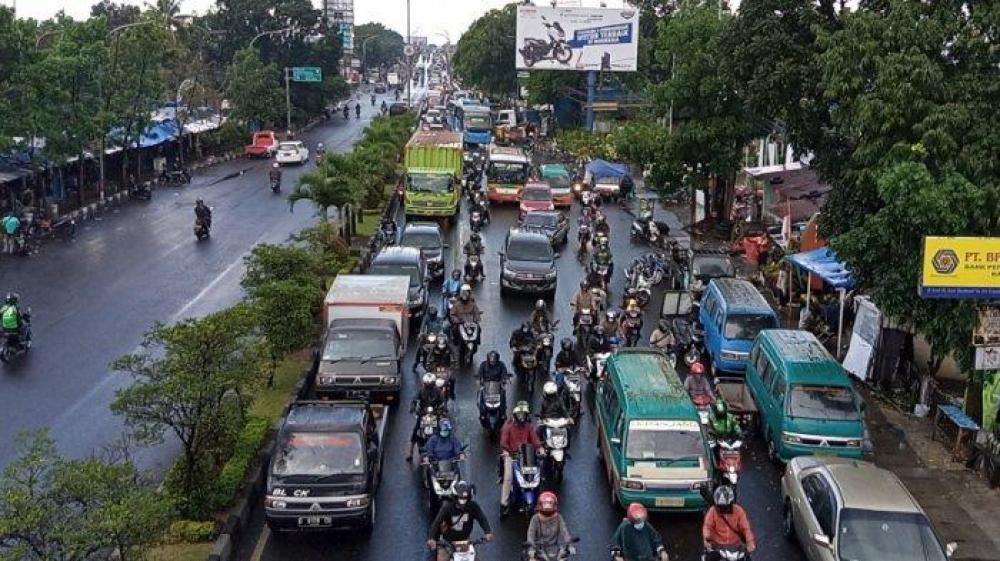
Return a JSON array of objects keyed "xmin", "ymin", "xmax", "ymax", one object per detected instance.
[
  {"xmin": 239, "ymin": 195, "xmax": 807, "ymax": 561},
  {"xmin": 0, "ymin": 92, "xmax": 394, "ymax": 472}
]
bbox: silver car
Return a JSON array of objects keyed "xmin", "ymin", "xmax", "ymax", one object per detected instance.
[{"xmin": 781, "ymin": 457, "xmax": 955, "ymax": 561}]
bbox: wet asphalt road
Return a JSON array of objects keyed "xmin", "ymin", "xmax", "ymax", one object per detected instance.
[
  {"xmin": 239, "ymin": 195, "xmax": 807, "ymax": 561},
  {"xmin": 0, "ymin": 93, "xmax": 393, "ymax": 473}
]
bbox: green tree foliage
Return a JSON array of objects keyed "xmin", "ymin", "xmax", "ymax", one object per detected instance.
[
  {"xmin": 453, "ymin": 3, "xmax": 517, "ymax": 98},
  {"xmin": 110, "ymin": 305, "xmax": 263, "ymax": 517},
  {"xmin": 523, "ymin": 70, "xmax": 583, "ymax": 106},
  {"xmin": 90, "ymin": 1, "xmax": 141, "ymax": 29},
  {"xmin": 224, "ymin": 47, "xmax": 284, "ymax": 127},
  {"xmin": 241, "ymin": 243, "xmax": 335, "ymax": 296},
  {"xmin": 289, "ymin": 151, "xmax": 361, "ymax": 219},
  {"xmin": 249, "ymin": 280, "xmax": 322, "ymax": 385},
  {"xmin": 354, "ymin": 22, "xmax": 404, "ymax": 73},
  {"xmin": 0, "ymin": 430, "xmax": 171, "ymax": 561}
]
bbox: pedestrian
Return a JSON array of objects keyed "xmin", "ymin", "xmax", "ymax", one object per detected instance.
[
  {"xmin": 621, "ymin": 174, "xmax": 635, "ymax": 201},
  {"xmin": 2, "ymin": 212, "xmax": 21, "ymax": 254}
]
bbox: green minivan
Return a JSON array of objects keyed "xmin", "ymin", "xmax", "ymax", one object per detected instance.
[
  {"xmin": 596, "ymin": 349, "xmax": 713, "ymax": 512},
  {"xmin": 747, "ymin": 329, "xmax": 865, "ymax": 463}
]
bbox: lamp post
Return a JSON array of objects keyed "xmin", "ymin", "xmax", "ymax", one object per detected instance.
[
  {"xmin": 361, "ymin": 35, "xmax": 377, "ymax": 79},
  {"xmin": 175, "ymin": 78, "xmax": 195, "ymax": 169},
  {"xmin": 248, "ymin": 26, "xmax": 299, "ymax": 135},
  {"xmin": 406, "ymin": 0, "xmax": 412, "ymax": 107}
]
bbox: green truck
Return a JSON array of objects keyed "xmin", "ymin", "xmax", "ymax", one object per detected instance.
[{"xmin": 403, "ymin": 131, "xmax": 463, "ymax": 223}]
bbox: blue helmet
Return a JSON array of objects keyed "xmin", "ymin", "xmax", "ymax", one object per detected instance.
[{"xmin": 438, "ymin": 418, "xmax": 452, "ymax": 436}]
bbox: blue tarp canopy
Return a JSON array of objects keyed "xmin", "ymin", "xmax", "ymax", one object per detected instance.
[
  {"xmin": 785, "ymin": 247, "xmax": 855, "ymax": 290},
  {"xmin": 138, "ymin": 120, "xmax": 179, "ymax": 148},
  {"xmin": 585, "ymin": 159, "xmax": 627, "ymax": 178}
]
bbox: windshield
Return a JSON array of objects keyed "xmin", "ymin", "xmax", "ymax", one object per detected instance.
[
  {"xmin": 401, "ymin": 231, "xmax": 442, "ymax": 249},
  {"xmin": 596, "ymin": 176, "xmax": 620, "ymax": 185},
  {"xmin": 838, "ymin": 509, "xmax": 946, "ymax": 561},
  {"xmin": 524, "ymin": 213, "xmax": 559, "ymax": 228},
  {"xmin": 692, "ymin": 257, "xmax": 736, "ymax": 278},
  {"xmin": 369, "ymin": 263, "xmax": 420, "ymax": 287},
  {"xmin": 546, "ymin": 175, "xmax": 571, "ymax": 190},
  {"xmin": 788, "ymin": 384, "xmax": 861, "ymax": 421},
  {"xmin": 272, "ymin": 432, "xmax": 364, "ymax": 476},
  {"xmin": 465, "ymin": 115, "xmax": 491, "ymax": 131},
  {"xmin": 523, "ymin": 187, "xmax": 552, "ymax": 201},
  {"xmin": 277, "ymin": 142, "xmax": 300, "ymax": 151},
  {"xmin": 724, "ymin": 314, "xmax": 777, "ymax": 340},
  {"xmin": 408, "ymin": 174, "xmax": 453, "ymax": 193},
  {"xmin": 488, "ymin": 162, "xmax": 529, "ymax": 184},
  {"xmin": 626, "ymin": 424, "xmax": 705, "ymax": 461},
  {"xmin": 507, "ymin": 238, "xmax": 553, "ymax": 262},
  {"xmin": 323, "ymin": 330, "xmax": 397, "ymax": 361}
]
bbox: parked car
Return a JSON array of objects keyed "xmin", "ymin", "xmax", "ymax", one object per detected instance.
[
  {"xmin": 374, "ymin": 83, "xmax": 387, "ymax": 93},
  {"xmin": 399, "ymin": 222, "xmax": 445, "ymax": 280},
  {"xmin": 518, "ymin": 181, "xmax": 555, "ymax": 219},
  {"xmin": 275, "ymin": 141, "xmax": 309, "ymax": 165},
  {"xmin": 781, "ymin": 456, "xmax": 956, "ymax": 561},
  {"xmin": 244, "ymin": 130, "xmax": 278, "ymax": 158},
  {"xmin": 499, "ymin": 228, "xmax": 557, "ymax": 296},
  {"xmin": 520, "ymin": 210, "xmax": 569, "ymax": 247}
]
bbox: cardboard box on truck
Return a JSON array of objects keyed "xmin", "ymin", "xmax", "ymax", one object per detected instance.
[{"xmin": 323, "ymin": 275, "xmax": 410, "ymax": 351}]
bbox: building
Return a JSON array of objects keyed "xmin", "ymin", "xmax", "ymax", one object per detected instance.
[{"xmin": 323, "ymin": 0, "xmax": 354, "ymax": 77}]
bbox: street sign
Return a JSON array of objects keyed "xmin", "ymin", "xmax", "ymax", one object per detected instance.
[
  {"xmin": 975, "ymin": 346, "xmax": 1000, "ymax": 371},
  {"xmin": 920, "ymin": 236, "xmax": 1000, "ymax": 298},
  {"xmin": 291, "ymin": 67, "xmax": 322, "ymax": 82},
  {"xmin": 403, "ymin": 44, "xmax": 416, "ymax": 57},
  {"xmin": 974, "ymin": 304, "xmax": 1000, "ymax": 346}
]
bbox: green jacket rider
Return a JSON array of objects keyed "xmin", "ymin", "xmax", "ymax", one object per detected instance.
[{"xmin": 709, "ymin": 400, "xmax": 740, "ymax": 439}]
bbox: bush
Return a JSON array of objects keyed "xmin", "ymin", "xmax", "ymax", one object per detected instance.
[
  {"xmin": 168, "ymin": 519, "xmax": 218, "ymax": 543},
  {"xmin": 210, "ymin": 416, "xmax": 271, "ymax": 511}
]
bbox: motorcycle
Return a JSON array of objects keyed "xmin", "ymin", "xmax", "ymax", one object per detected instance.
[
  {"xmin": 0, "ymin": 315, "xmax": 31, "ymax": 364},
  {"xmin": 433, "ymin": 365, "xmax": 455, "ymax": 400},
  {"xmin": 671, "ymin": 317, "xmax": 704, "ymax": 367},
  {"xmin": 692, "ymin": 393, "xmax": 714, "ymax": 426},
  {"xmin": 509, "ymin": 443, "xmax": 542, "ymax": 514},
  {"xmin": 554, "ymin": 366, "xmax": 584, "ymax": 421},
  {"xmin": 621, "ymin": 313, "xmax": 642, "ymax": 347},
  {"xmin": 519, "ymin": 17, "xmax": 572, "ymax": 67},
  {"xmin": 540, "ymin": 416, "xmax": 571, "ymax": 485},
  {"xmin": 464, "ymin": 254, "xmax": 484, "ymax": 285},
  {"xmin": 590, "ymin": 258, "xmax": 612, "ymax": 285},
  {"xmin": 458, "ymin": 322, "xmax": 481, "ymax": 367},
  {"xmin": 160, "ymin": 168, "xmax": 191, "ymax": 185},
  {"xmin": 413, "ymin": 405, "xmax": 442, "ymax": 451},
  {"xmin": 711, "ymin": 437, "xmax": 744, "ymax": 487},
  {"xmin": 470, "ymin": 209, "xmax": 485, "ymax": 233},
  {"xmin": 478, "ymin": 380, "xmax": 506, "ymax": 439},
  {"xmin": 193, "ymin": 218, "xmax": 210, "ymax": 241},
  {"xmin": 590, "ymin": 351, "xmax": 611, "ymax": 382},
  {"xmin": 624, "ymin": 265, "xmax": 653, "ymax": 308},
  {"xmin": 535, "ymin": 321, "xmax": 558, "ymax": 369},
  {"xmin": 269, "ymin": 177, "xmax": 281, "ymax": 194},
  {"xmin": 576, "ymin": 223, "xmax": 591, "ymax": 258},
  {"xmin": 524, "ymin": 538, "xmax": 579, "ymax": 561},
  {"xmin": 514, "ymin": 343, "xmax": 542, "ymax": 396},
  {"xmin": 630, "ymin": 217, "xmax": 670, "ymax": 248},
  {"xmin": 425, "ymin": 456, "xmax": 465, "ymax": 513},
  {"xmin": 438, "ymin": 537, "xmax": 490, "ymax": 561},
  {"xmin": 129, "ymin": 181, "xmax": 152, "ymax": 201},
  {"xmin": 574, "ymin": 308, "xmax": 595, "ymax": 348},
  {"xmin": 702, "ymin": 544, "xmax": 749, "ymax": 561},
  {"xmin": 343, "ymin": 106, "xmax": 350, "ymax": 119}
]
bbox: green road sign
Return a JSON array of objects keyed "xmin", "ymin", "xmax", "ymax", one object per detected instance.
[{"xmin": 291, "ymin": 67, "xmax": 322, "ymax": 82}]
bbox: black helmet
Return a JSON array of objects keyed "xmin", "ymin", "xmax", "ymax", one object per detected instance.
[
  {"xmin": 195, "ymin": 199, "xmax": 204, "ymax": 205},
  {"xmin": 580, "ymin": 280, "xmax": 588, "ymax": 290},
  {"xmin": 451, "ymin": 269, "xmax": 461, "ymax": 280},
  {"xmin": 560, "ymin": 337, "xmax": 573, "ymax": 351},
  {"xmin": 4, "ymin": 292, "xmax": 17, "ymax": 305},
  {"xmin": 427, "ymin": 306, "xmax": 438, "ymax": 319},
  {"xmin": 487, "ymin": 350, "xmax": 500, "ymax": 364},
  {"xmin": 454, "ymin": 481, "xmax": 473, "ymax": 506},
  {"xmin": 471, "ymin": 232, "xmax": 481, "ymax": 242},
  {"xmin": 595, "ymin": 325, "xmax": 605, "ymax": 335},
  {"xmin": 657, "ymin": 319, "xmax": 670, "ymax": 332},
  {"xmin": 520, "ymin": 322, "xmax": 531, "ymax": 334}
]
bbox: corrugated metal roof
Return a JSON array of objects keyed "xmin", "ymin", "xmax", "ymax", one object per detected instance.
[
  {"xmin": 711, "ymin": 278, "xmax": 772, "ymax": 314},
  {"xmin": 609, "ymin": 350, "xmax": 695, "ymax": 420}
]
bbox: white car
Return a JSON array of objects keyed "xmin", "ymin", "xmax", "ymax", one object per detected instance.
[{"xmin": 274, "ymin": 141, "xmax": 309, "ymax": 165}]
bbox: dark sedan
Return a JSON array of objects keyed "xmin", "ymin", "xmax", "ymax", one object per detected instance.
[
  {"xmin": 499, "ymin": 229, "xmax": 557, "ymax": 296},
  {"xmin": 519, "ymin": 210, "xmax": 569, "ymax": 247}
]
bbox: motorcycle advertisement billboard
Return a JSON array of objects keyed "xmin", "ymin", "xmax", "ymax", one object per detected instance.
[{"xmin": 515, "ymin": 5, "xmax": 639, "ymax": 72}]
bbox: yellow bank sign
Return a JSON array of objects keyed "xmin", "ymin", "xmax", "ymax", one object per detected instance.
[{"xmin": 920, "ymin": 237, "xmax": 1000, "ymax": 299}]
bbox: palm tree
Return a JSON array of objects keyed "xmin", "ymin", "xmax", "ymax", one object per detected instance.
[{"xmin": 288, "ymin": 152, "xmax": 360, "ymax": 220}]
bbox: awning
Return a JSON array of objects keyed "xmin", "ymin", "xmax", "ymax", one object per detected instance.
[
  {"xmin": 585, "ymin": 159, "xmax": 627, "ymax": 178},
  {"xmin": 785, "ymin": 247, "xmax": 855, "ymax": 290},
  {"xmin": 0, "ymin": 169, "xmax": 31, "ymax": 183}
]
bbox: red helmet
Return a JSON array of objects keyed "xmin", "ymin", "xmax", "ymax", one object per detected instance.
[
  {"xmin": 690, "ymin": 362, "xmax": 705, "ymax": 375},
  {"xmin": 627, "ymin": 502, "xmax": 647, "ymax": 523},
  {"xmin": 538, "ymin": 491, "xmax": 558, "ymax": 514}
]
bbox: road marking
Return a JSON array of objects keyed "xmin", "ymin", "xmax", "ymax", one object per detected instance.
[
  {"xmin": 250, "ymin": 526, "xmax": 271, "ymax": 561},
  {"xmin": 171, "ymin": 230, "xmax": 270, "ymax": 321}
]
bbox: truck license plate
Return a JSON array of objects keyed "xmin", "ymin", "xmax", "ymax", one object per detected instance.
[
  {"xmin": 298, "ymin": 516, "xmax": 332, "ymax": 527},
  {"xmin": 655, "ymin": 497, "xmax": 684, "ymax": 507}
]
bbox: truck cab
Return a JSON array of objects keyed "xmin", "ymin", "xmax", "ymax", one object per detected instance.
[
  {"xmin": 265, "ymin": 401, "xmax": 387, "ymax": 533},
  {"xmin": 315, "ymin": 319, "xmax": 402, "ymax": 402}
]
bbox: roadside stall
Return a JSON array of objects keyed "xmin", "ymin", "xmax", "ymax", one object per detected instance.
[{"xmin": 783, "ymin": 247, "xmax": 856, "ymax": 357}]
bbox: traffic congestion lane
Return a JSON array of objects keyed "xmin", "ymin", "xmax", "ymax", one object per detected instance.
[
  {"xmin": 0, "ymin": 94, "xmax": 391, "ymax": 472},
  {"xmin": 244, "ymin": 195, "xmax": 805, "ymax": 561}
]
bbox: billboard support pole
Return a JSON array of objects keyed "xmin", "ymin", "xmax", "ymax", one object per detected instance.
[{"xmin": 585, "ymin": 70, "xmax": 596, "ymax": 131}]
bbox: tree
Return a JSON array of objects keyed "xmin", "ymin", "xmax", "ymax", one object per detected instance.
[
  {"xmin": 249, "ymin": 280, "xmax": 322, "ymax": 386},
  {"xmin": 110, "ymin": 305, "xmax": 262, "ymax": 517},
  {"xmin": 452, "ymin": 3, "xmax": 517, "ymax": 98},
  {"xmin": 354, "ymin": 22, "xmax": 404, "ymax": 74},
  {"xmin": 90, "ymin": 1, "xmax": 141, "ymax": 30},
  {"xmin": 224, "ymin": 47, "xmax": 284, "ymax": 127},
  {"xmin": 289, "ymin": 152, "xmax": 361, "ymax": 220},
  {"xmin": 241, "ymin": 243, "xmax": 335, "ymax": 296},
  {"xmin": 523, "ymin": 70, "xmax": 583, "ymax": 106},
  {"xmin": 0, "ymin": 430, "xmax": 171, "ymax": 561}
]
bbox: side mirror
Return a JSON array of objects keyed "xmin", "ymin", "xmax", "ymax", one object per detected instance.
[
  {"xmin": 946, "ymin": 542, "xmax": 958, "ymax": 557},
  {"xmin": 812, "ymin": 534, "xmax": 832, "ymax": 549},
  {"xmin": 610, "ymin": 437, "xmax": 622, "ymax": 446},
  {"xmin": 554, "ymin": 253, "xmax": 561, "ymax": 259}
]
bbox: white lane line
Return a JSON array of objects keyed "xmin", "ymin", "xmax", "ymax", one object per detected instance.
[
  {"xmin": 171, "ymin": 230, "xmax": 271, "ymax": 321},
  {"xmin": 250, "ymin": 526, "xmax": 271, "ymax": 561}
]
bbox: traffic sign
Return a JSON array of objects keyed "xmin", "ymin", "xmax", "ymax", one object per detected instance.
[
  {"xmin": 291, "ymin": 67, "xmax": 322, "ymax": 82},
  {"xmin": 403, "ymin": 44, "xmax": 416, "ymax": 57}
]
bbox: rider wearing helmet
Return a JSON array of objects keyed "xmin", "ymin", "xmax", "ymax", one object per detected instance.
[
  {"xmin": 684, "ymin": 362, "xmax": 716, "ymax": 402},
  {"xmin": 427, "ymin": 481, "xmax": 494, "ymax": 561},
  {"xmin": 587, "ymin": 324, "xmax": 612, "ymax": 355},
  {"xmin": 529, "ymin": 299, "xmax": 553, "ymax": 335},
  {"xmin": 572, "ymin": 280, "xmax": 598, "ymax": 317},
  {"xmin": 425, "ymin": 336, "xmax": 454, "ymax": 372},
  {"xmin": 414, "ymin": 306, "xmax": 445, "ymax": 373},
  {"xmin": 268, "ymin": 162, "xmax": 282, "ymax": 185},
  {"xmin": 478, "ymin": 350, "xmax": 511, "ymax": 384},
  {"xmin": 509, "ymin": 321, "xmax": 537, "ymax": 350},
  {"xmin": 194, "ymin": 199, "xmax": 211, "ymax": 228},
  {"xmin": 649, "ymin": 319, "xmax": 675, "ymax": 352},
  {"xmin": 0, "ymin": 292, "xmax": 29, "ymax": 346},
  {"xmin": 442, "ymin": 269, "xmax": 462, "ymax": 311},
  {"xmin": 463, "ymin": 232, "xmax": 485, "ymax": 256},
  {"xmin": 702, "ymin": 485, "xmax": 756, "ymax": 558},
  {"xmin": 449, "ymin": 284, "xmax": 481, "ymax": 327},
  {"xmin": 601, "ymin": 309, "xmax": 622, "ymax": 341},
  {"xmin": 539, "ymin": 381, "xmax": 571, "ymax": 420},
  {"xmin": 611, "ymin": 503, "xmax": 669, "ymax": 561},
  {"xmin": 622, "ymin": 301, "xmax": 643, "ymax": 347},
  {"xmin": 421, "ymin": 418, "xmax": 466, "ymax": 486},
  {"xmin": 355, "ymin": 102, "xmax": 361, "ymax": 118},
  {"xmin": 554, "ymin": 338, "xmax": 583, "ymax": 370},
  {"xmin": 499, "ymin": 401, "xmax": 543, "ymax": 515},
  {"xmin": 408, "ymin": 373, "xmax": 448, "ymax": 461},
  {"xmin": 709, "ymin": 400, "xmax": 740, "ymax": 440},
  {"xmin": 526, "ymin": 491, "xmax": 574, "ymax": 560}
]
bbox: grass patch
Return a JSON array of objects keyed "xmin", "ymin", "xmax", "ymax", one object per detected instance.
[
  {"xmin": 251, "ymin": 353, "xmax": 311, "ymax": 421},
  {"xmin": 147, "ymin": 541, "xmax": 213, "ymax": 561},
  {"xmin": 355, "ymin": 213, "xmax": 380, "ymax": 237}
]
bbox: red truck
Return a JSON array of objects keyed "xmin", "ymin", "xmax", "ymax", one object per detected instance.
[{"xmin": 244, "ymin": 130, "xmax": 278, "ymax": 158}]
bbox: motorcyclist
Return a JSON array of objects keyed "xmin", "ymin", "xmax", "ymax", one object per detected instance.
[
  {"xmin": 593, "ymin": 213, "xmax": 611, "ymax": 237},
  {"xmin": 442, "ymin": 269, "xmax": 462, "ymax": 311},
  {"xmin": 529, "ymin": 299, "xmax": 553, "ymax": 335},
  {"xmin": 684, "ymin": 362, "xmax": 716, "ymax": 403},
  {"xmin": 194, "ymin": 199, "xmax": 212, "ymax": 229},
  {"xmin": 414, "ymin": 307, "xmax": 445, "ymax": 373},
  {"xmin": 0, "ymin": 293, "xmax": 30, "ymax": 346},
  {"xmin": 463, "ymin": 232, "xmax": 485, "ymax": 256},
  {"xmin": 571, "ymin": 280, "xmax": 598, "ymax": 317},
  {"xmin": 593, "ymin": 240, "xmax": 614, "ymax": 278},
  {"xmin": 554, "ymin": 338, "xmax": 583, "ymax": 370},
  {"xmin": 268, "ymin": 162, "xmax": 282, "ymax": 187},
  {"xmin": 702, "ymin": 486, "xmax": 756, "ymax": 559},
  {"xmin": 611, "ymin": 503, "xmax": 670, "ymax": 561},
  {"xmin": 478, "ymin": 350, "xmax": 511, "ymax": 384},
  {"xmin": 499, "ymin": 401, "xmax": 544, "ymax": 516},
  {"xmin": 427, "ymin": 481, "xmax": 494, "ymax": 561},
  {"xmin": 649, "ymin": 319, "xmax": 676, "ymax": 353},
  {"xmin": 509, "ymin": 322, "xmax": 537, "ymax": 351},
  {"xmin": 355, "ymin": 102, "xmax": 361, "ymax": 118},
  {"xmin": 526, "ymin": 491, "xmax": 575, "ymax": 561},
  {"xmin": 601, "ymin": 310, "xmax": 622, "ymax": 342},
  {"xmin": 709, "ymin": 400, "xmax": 741, "ymax": 441},
  {"xmin": 585, "ymin": 262, "xmax": 607, "ymax": 291},
  {"xmin": 379, "ymin": 217, "xmax": 398, "ymax": 243},
  {"xmin": 472, "ymin": 191, "xmax": 491, "ymax": 223},
  {"xmin": 343, "ymin": 104, "xmax": 350, "ymax": 119},
  {"xmin": 621, "ymin": 301, "xmax": 643, "ymax": 347},
  {"xmin": 370, "ymin": 93, "xmax": 376, "ymax": 106},
  {"xmin": 425, "ymin": 336, "xmax": 455, "ymax": 373},
  {"xmin": 408, "ymin": 372, "xmax": 448, "ymax": 461},
  {"xmin": 421, "ymin": 419, "xmax": 466, "ymax": 488},
  {"xmin": 587, "ymin": 325, "xmax": 612, "ymax": 355},
  {"xmin": 539, "ymin": 382, "xmax": 571, "ymax": 420},
  {"xmin": 449, "ymin": 284, "xmax": 482, "ymax": 333},
  {"xmin": 381, "ymin": 100, "xmax": 388, "ymax": 113}
]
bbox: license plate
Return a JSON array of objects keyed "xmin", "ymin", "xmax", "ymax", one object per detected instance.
[
  {"xmin": 655, "ymin": 497, "xmax": 684, "ymax": 507},
  {"xmin": 298, "ymin": 516, "xmax": 332, "ymax": 527},
  {"xmin": 813, "ymin": 449, "xmax": 836, "ymax": 457}
]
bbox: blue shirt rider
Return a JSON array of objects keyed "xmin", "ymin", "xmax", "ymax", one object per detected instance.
[
  {"xmin": 441, "ymin": 269, "xmax": 462, "ymax": 311},
  {"xmin": 421, "ymin": 418, "xmax": 465, "ymax": 463}
]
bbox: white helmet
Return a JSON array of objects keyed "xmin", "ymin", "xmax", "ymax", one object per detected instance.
[
  {"xmin": 422, "ymin": 372, "xmax": 436, "ymax": 386},
  {"xmin": 543, "ymin": 381, "xmax": 558, "ymax": 396}
]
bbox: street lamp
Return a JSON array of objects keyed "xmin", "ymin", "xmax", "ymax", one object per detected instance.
[
  {"xmin": 361, "ymin": 35, "xmax": 377, "ymax": 78},
  {"xmin": 175, "ymin": 78, "xmax": 195, "ymax": 169}
]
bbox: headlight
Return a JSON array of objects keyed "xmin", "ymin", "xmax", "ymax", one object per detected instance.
[
  {"xmin": 345, "ymin": 497, "xmax": 369, "ymax": 508},
  {"xmin": 267, "ymin": 499, "xmax": 288, "ymax": 509},
  {"xmin": 621, "ymin": 479, "xmax": 645, "ymax": 491},
  {"xmin": 721, "ymin": 350, "xmax": 748, "ymax": 361},
  {"xmin": 544, "ymin": 270, "xmax": 557, "ymax": 280},
  {"xmin": 503, "ymin": 269, "xmax": 517, "ymax": 281},
  {"xmin": 782, "ymin": 432, "xmax": 803, "ymax": 444},
  {"xmin": 383, "ymin": 376, "xmax": 398, "ymax": 385},
  {"xmin": 845, "ymin": 439, "xmax": 862, "ymax": 447},
  {"xmin": 319, "ymin": 376, "xmax": 333, "ymax": 385}
]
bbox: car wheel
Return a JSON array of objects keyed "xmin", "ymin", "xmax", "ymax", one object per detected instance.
[
  {"xmin": 767, "ymin": 432, "xmax": 782, "ymax": 465},
  {"xmin": 782, "ymin": 500, "xmax": 796, "ymax": 540}
]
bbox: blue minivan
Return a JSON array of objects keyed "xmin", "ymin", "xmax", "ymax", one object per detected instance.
[{"xmin": 699, "ymin": 278, "xmax": 778, "ymax": 375}]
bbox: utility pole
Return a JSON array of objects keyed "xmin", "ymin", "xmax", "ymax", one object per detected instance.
[
  {"xmin": 406, "ymin": 0, "xmax": 412, "ymax": 107},
  {"xmin": 284, "ymin": 68, "xmax": 292, "ymax": 136}
]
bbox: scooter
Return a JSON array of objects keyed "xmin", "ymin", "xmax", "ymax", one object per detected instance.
[
  {"xmin": 269, "ymin": 177, "xmax": 281, "ymax": 194},
  {"xmin": 701, "ymin": 544, "xmax": 749, "ymax": 561},
  {"xmin": 0, "ymin": 315, "xmax": 31, "ymax": 364},
  {"xmin": 672, "ymin": 317, "xmax": 703, "ymax": 367},
  {"xmin": 524, "ymin": 537, "xmax": 579, "ymax": 561},
  {"xmin": 540, "ymin": 416, "xmax": 571, "ymax": 485},
  {"xmin": 574, "ymin": 308, "xmax": 595, "ymax": 348},
  {"xmin": 509, "ymin": 443, "xmax": 542, "ymax": 514},
  {"xmin": 438, "ymin": 537, "xmax": 490, "ymax": 561},
  {"xmin": 413, "ymin": 405, "xmax": 442, "ymax": 451},
  {"xmin": 425, "ymin": 456, "xmax": 465, "ymax": 513},
  {"xmin": 458, "ymin": 322, "xmax": 481, "ymax": 367},
  {"xmin": 464, "ymin": 254, "xmax": 484, "ymax": 285},
  {"xmin": 630, "ymin": 216, "xmax": 670, "ymax": 247},
  {"xmin": 470, "ymin": 209, "xmax": 485, "ymax": 233},
  {"xmin": 692, "ymin": 393, "xmax": 713, "ymax": 426},
  {"xmin": 193, "ymin": 218, "xmax": 210, "ymax": 241},
  {"xmin": 478, "ymin": 380, "xmax": 506, "ymax": 439},
  {"xmin": 712, "ymin": 437, "xmax": 744, "ymax": 487}
]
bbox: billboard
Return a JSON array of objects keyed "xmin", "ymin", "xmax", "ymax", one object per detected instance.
[
  {"xmin": 515, "ymin": 5, "xmax": 638, "ymax": 72},
  {"xmin": 920, "ymin": 237, "xmax": 1000, "ymax": 299}
]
